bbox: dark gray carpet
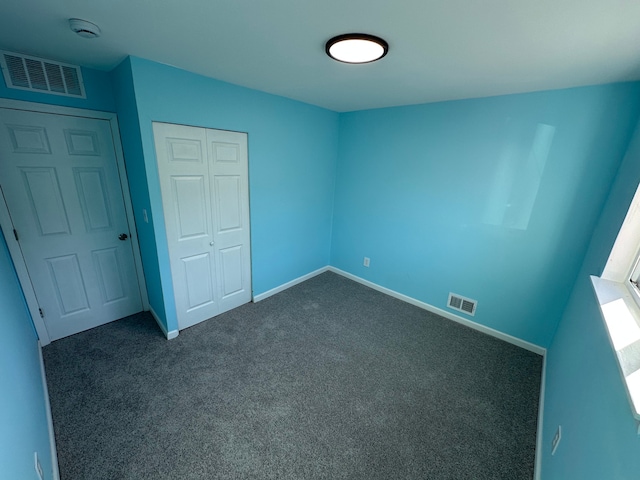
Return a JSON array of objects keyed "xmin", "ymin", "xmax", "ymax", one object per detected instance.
[{"xmin": 43, "ymin": 271, "xmax": 542, "ymax": 479}]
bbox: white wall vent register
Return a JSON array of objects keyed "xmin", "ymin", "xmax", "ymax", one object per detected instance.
[
  {"xmin": 448, "ymin": 293, "xmax": 477, "ymax": 316},
  {"xmin": 0, "ymin": 50, "xmax": 86, "ymax": 98}
]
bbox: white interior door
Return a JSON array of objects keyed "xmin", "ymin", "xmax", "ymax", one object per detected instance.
[
  {"xmin": 206, "ymin": 128, "xmax": 252, "ymax": 315},
  {"xmin": 0, "ymin": 108, "xmax": 143, "ymax": 340},
  {"xmin": 153, "ymin": 122, "xmax": 251, "ymax": 330}
]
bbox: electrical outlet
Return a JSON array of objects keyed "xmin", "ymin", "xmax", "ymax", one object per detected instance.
[
  {"xmin": 551, "ymin": 425, "xmax": 562, "ymax": 455},
  {"xmin": 363, "ymin": 257, "xmax": 370, "ymax": 267},
  {"xmin": 34, "ymin": 452, "xmax": 44, "ymax": 480}
]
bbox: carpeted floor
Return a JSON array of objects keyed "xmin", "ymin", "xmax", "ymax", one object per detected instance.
[{"xmin": 43, "ymin": 272, "xmax": 542, "ymax": 479}]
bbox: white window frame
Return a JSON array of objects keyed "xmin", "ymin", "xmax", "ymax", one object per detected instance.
[{"xmin": 629, "ymin": 256, "xmax": 640, "ymax": 310}]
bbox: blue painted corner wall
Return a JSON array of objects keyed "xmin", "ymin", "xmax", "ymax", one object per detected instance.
[
  {"xmin": 541, "ymin": 118, "xmax": 640, "ymax": 479},
  {"xmin": 124, "ymin": 56, "xmax": 339, "ymax": 333},
  {"xmin": 110, "ymin": 59, "xmax": 167, "ymax": 328},
  {"xmin": 0, "ymin": 231, "xmax": 53, "ymax": 480},
  {"xmin": 332, "ymin": 84, "xmax": 640, "ymax": 348}
]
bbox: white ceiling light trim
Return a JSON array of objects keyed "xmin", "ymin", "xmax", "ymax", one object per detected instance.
[
  {"xmin": 69, "ymin": 19, "xmax": 101, "ymax": 39},
  {"xmin": 326, "ymin": 33, "xmax": 388, "ymax": 64}
]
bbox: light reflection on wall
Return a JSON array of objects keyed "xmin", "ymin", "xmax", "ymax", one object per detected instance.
[{"xmin": 483, "ymin": 122, "xmax": 556, "ymax": 230}]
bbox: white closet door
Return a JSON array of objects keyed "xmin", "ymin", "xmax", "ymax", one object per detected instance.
[
  {"xmin": 0, "ymin": 108, "xmax": 143, "ymax": 340},
  {"xmin": 206, "ymin": 128, "xmax": 252, "ymax": 314},
  {"xmin": 153, "ymin": 123, "xmax": 219, "ymax": 329},
  {"xmin": 153, "ymin": 122, "xmax": 251, "ymax": 330}
]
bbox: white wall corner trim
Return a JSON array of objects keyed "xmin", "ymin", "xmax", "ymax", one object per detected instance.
[
  {"xmin": 38, "ymin": 341, "xmax": 60, "ymax": 480},
  {"xmin": 534, "ymin": 354, "xmax": 547, "ymax": 480},
  {"xmin": 252, "ymin": 266, "xmax": 330, "ymax": 302},
  {"xmin": 328, "ymin": 267, "xmax": 546, "ymax": 355},
  {"xmin": 149, "ymin": 307, "xmax": 179, "ymax": 340}
]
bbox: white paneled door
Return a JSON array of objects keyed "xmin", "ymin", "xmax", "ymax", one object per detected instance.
[
  {"xmin": 0, "ymin": 108, "xmax": 143, "ymax": 341},
  {"xmin": 153, "ymin": 122, "xmax": 251, "ymax": 330}
]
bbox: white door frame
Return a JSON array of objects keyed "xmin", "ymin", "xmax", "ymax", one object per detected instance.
[{"xmin": 0, "ymin": 99, "xmax": 149, "ymax": 345}]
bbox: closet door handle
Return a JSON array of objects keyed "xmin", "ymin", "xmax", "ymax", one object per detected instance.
[{"xmin": 209, "ymin": 241, "xmax": 215, "ymax": 246}]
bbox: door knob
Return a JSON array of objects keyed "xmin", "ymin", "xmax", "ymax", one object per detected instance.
[
  {"xmin": 118, "ymin": 233, "xmax": 129, "ymax": 241},
  {"xmin": 209, "ymin": 241, "xmax": 215, "ymax": 246}
]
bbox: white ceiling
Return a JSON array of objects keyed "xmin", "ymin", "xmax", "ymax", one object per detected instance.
[{"xmin": 1, "ymin": 0, "xmax": 640, "ymax": 112}]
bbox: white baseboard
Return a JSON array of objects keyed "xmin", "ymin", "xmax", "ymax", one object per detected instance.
[
  {"xmin": 534, "ymin": 354, "xmax": 547, "ymax": 480},
  {"xmin": 253, "ymin": 266, "xmax": 330, "ymax": 302},
  {"xmin": 38, "ymin": 341, "xmax": 60, "ymax": 480},
  {"xmin": 328, "ymin": 266, "xmax": 546, "ymax": 355},
  {"xmin": 248, "ymin": 264, "xmax": 545, "ymax": 355},
  {"xmin": 149, "ymin": 307, "xmax": 179, "ymax": 340}
]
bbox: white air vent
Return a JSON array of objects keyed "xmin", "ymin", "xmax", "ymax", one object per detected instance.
[
  {"xmin": 447, "ymin": 292, "xmax": 477, "ymax": 316},
  {"xmin": 0, "ymin": 51, "xmax": 85, "ymax": 98}
]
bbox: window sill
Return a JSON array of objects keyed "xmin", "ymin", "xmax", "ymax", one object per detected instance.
[{"xmin": 591, "ymin": 276, "xmax": 640, "ymax": 429}]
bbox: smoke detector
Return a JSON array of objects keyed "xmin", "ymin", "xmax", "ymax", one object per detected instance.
[{"xmin": 69, "ymin": 19, "xmax": 101, "ymax": 39}]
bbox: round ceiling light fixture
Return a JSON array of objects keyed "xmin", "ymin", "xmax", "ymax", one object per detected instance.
[
  {"xmin": 325, "ymin": 33, "xmax": 388, "ymax": 64},
  {"xmin": 69, "ymin": 18, "xmax": 101, "ymax": 39}
]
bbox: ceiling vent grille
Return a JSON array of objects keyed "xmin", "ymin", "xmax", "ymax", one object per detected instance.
[
  {"xmin": 0, "ymin": 51, "xmax": 85, "ymax": 98},
  {"xmin": 447, "ymin": 293, "xmax": 477, "ymax": 316}
]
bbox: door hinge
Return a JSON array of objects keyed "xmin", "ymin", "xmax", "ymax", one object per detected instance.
[
  {"xmin": 39, "ymin": 308, "xmax": 44, "ymax": 318},
  {"xmin": 13, "ymin": 229, "xmax": 18, "ymax": 242}
]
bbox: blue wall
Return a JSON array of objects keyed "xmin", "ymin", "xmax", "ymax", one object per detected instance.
[
  {"xmin": 332, "ymin": 84, "xmax": 640, "ymax": 348},
  {"xmin": 110, "ymin": 59, "xmax": 167, "ymax": 325},
  {"xmin": 126, "ymin": 57, "xmax": 339, "ymax": 332},
  {"xmin": 0, "ymin": 232, "xmax": 53, "ymax": 480},
  {"xmin": 541, "ymin": 119, "xmax": 640, "ymax": 478}
]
